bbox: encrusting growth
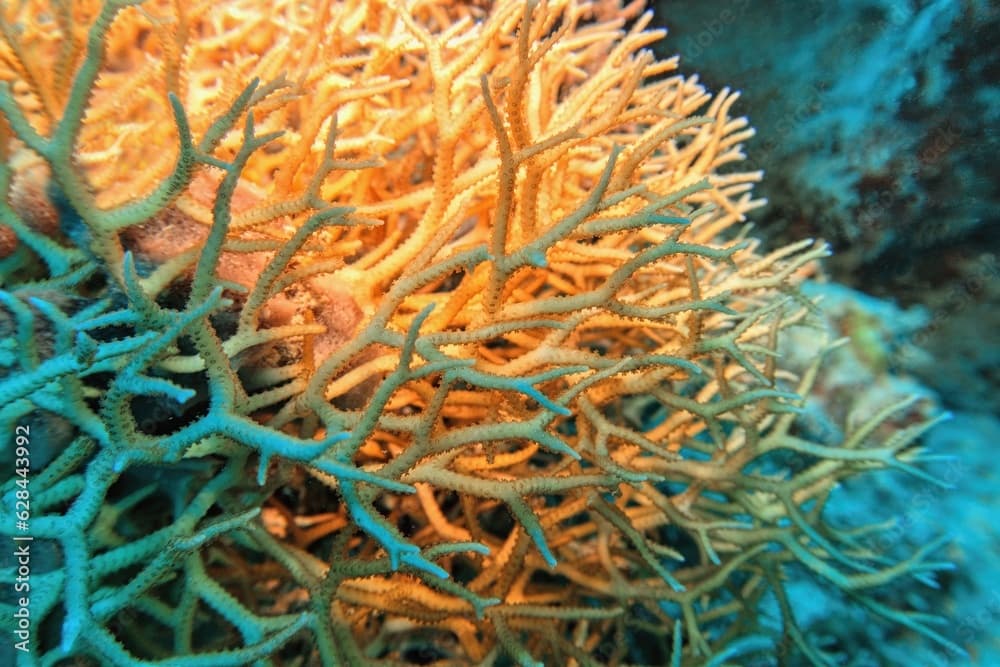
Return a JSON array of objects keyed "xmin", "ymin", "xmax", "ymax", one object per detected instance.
[{"xmin": 0, "ymin": 1, "xmax": 959, "ymax": 665}]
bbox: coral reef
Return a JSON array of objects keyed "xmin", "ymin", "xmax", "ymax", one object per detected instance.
[
  {"xmin": 774, "ymin": 279, "xmax": 1000, "ymax": 666},
  {"xmin": 663, "ymin": 0, "xmax": 1000, "ymax": 415},
  {"xmin": 664, "ymin": 0, "xmax": 998, "ymax": 281},
  {"xmin": 0, "ymin": 1, "xmax": 959, "ymax": 665}
]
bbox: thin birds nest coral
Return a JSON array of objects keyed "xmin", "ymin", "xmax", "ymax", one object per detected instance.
[{"xmin": 0, "ymin": 1, "xmax": 957, "ymax": 665}]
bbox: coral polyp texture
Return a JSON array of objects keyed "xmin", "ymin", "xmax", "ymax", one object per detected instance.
[{"xmin": 0, "ymin": 1, "xmax": 957, "ymax": 665}]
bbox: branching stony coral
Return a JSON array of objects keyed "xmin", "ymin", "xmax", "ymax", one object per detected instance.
[{"xmin": 0, "ymin": 1, "xmax": 961, "ymax": 665}]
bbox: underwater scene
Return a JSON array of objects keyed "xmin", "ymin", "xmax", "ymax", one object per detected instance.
[{"xmin": 0, "ymin": 1, "xmax": 996, "ymax": 665}]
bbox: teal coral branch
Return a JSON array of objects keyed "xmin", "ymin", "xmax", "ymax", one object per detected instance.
[
  {"xmin": 99, "ymin": 91, "xmax": 198, "ymax": 232},
  {"xmin": 0, "ymin": 349, "xmax": 89, "ymax": 401},
  {"xmin": 189, "ymin": 107, "xmax": 281, "ymax": 304},
  {"xmin": 84, "ymin": 614, "xmax": 311, "ymax": 667},
  {"xmin": 0, "ymin": 290, "xmax": 42, "ymax": 365},
  {"xmin": 339, "ymin": 478, "xmax": 448, "ymax": 577},
  {"xmin": 237, "ymin": 206, "xmax": 353, "ymax": 330}
]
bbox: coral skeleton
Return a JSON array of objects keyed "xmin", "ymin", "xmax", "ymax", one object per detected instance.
[{"xmin": 0, "ymin": 1, "xmax": 957, "ymax": 665}]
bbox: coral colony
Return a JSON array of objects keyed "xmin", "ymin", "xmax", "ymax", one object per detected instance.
[{"xmin": 0, "ymin": 1, "xmax": 958, "ymax": 665}]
